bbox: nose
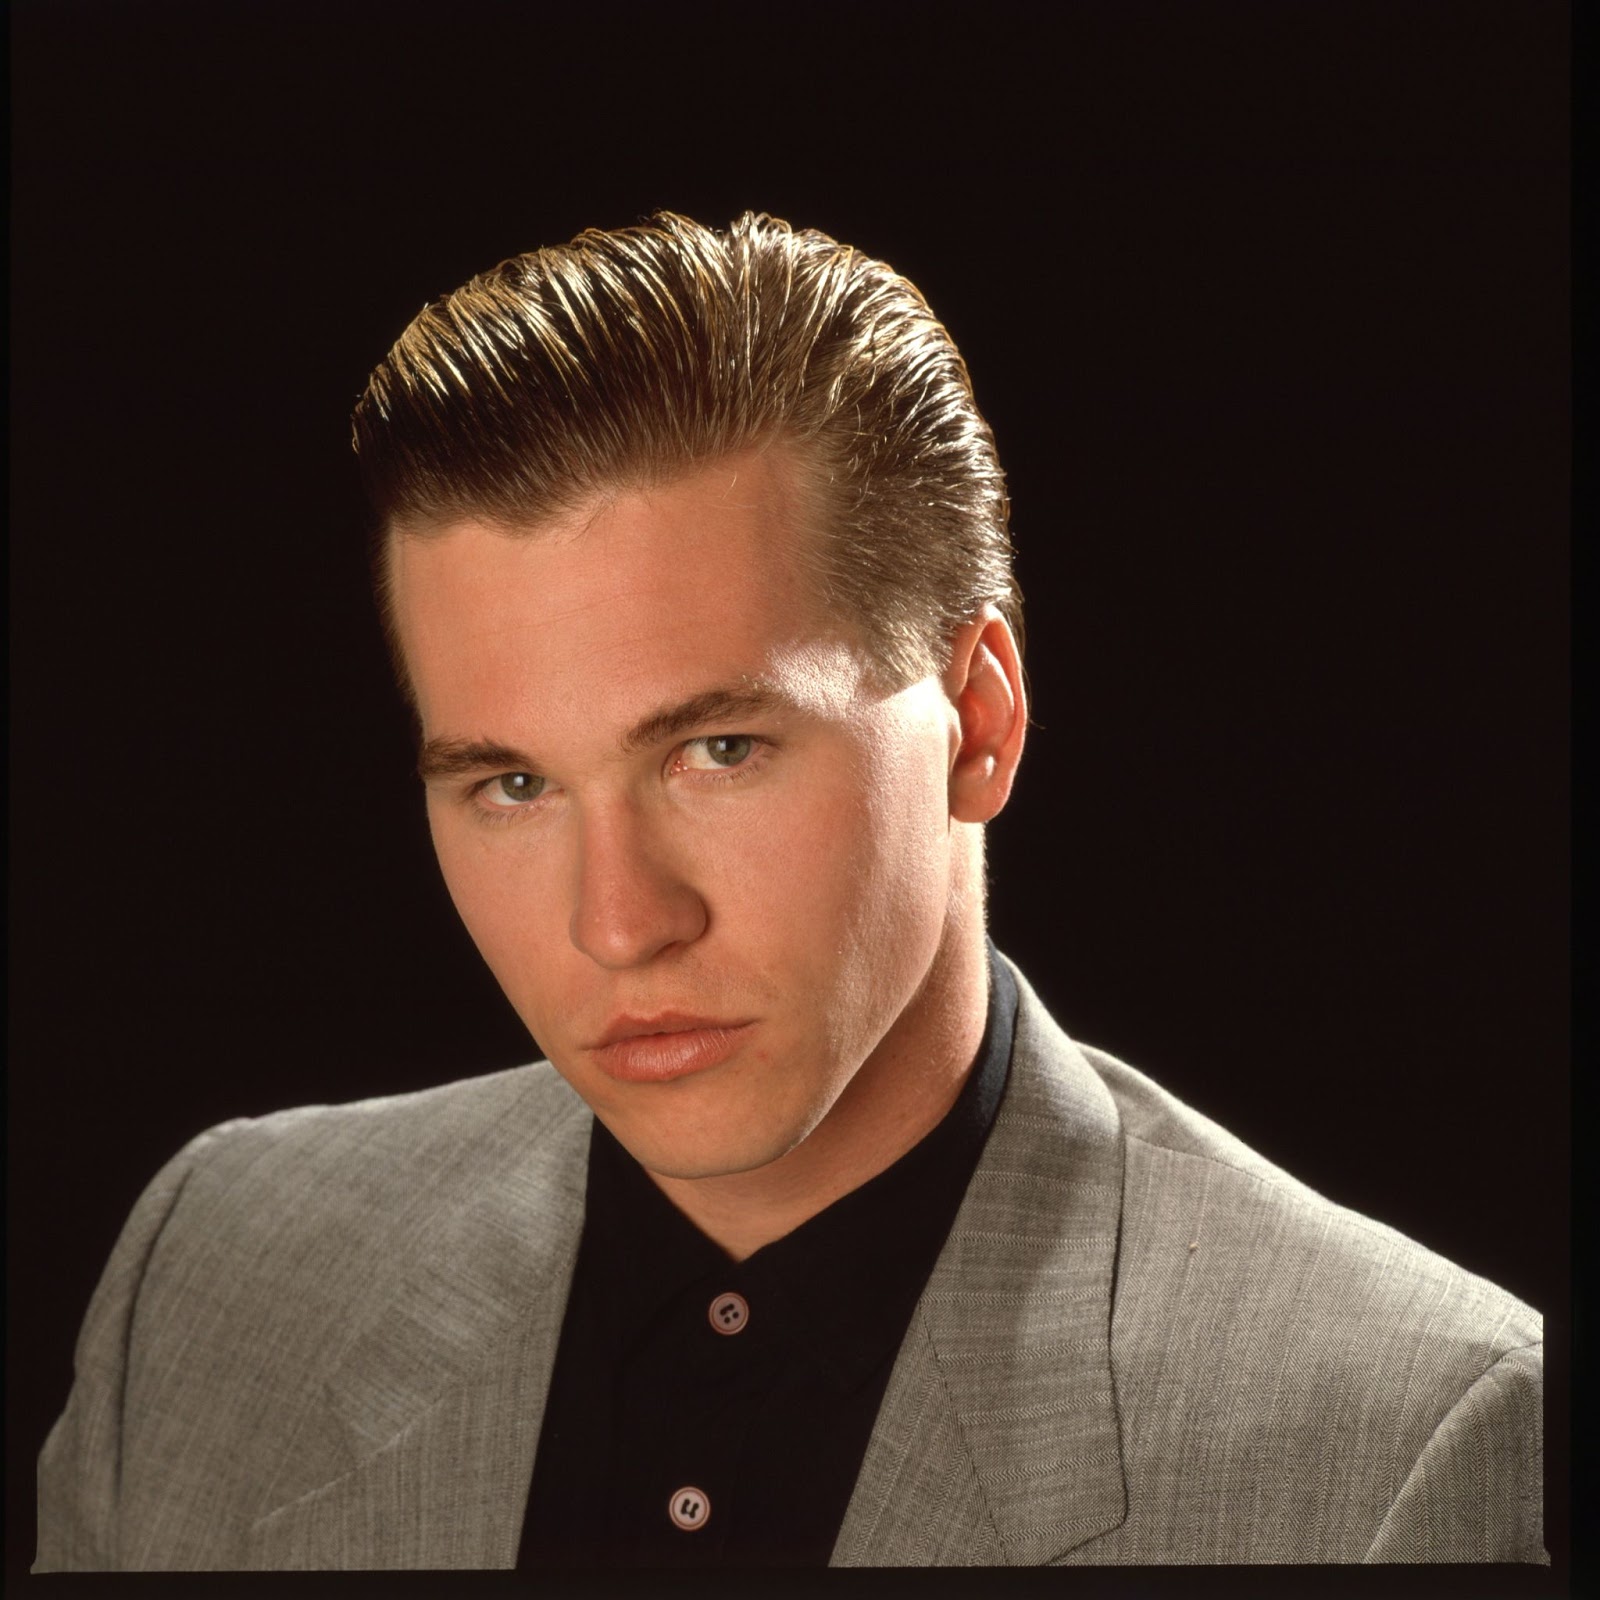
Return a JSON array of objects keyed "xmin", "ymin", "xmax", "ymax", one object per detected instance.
[{"xmin": 568, "ymin": 801, "xmax": 707, "ymax": 969}]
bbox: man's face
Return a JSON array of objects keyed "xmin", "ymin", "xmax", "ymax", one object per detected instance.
[{"xmin": 390, "ymin": 450, "xmax": 967, "ymax": 1182}]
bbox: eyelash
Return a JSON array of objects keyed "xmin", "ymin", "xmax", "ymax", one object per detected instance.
[{"xmin": 465, "ymin": 735, "xmax": 773, "ymax": 826}]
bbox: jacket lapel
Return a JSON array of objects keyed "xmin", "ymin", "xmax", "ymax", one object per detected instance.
[
  {"xmin": 247, "ymin": 1082, "xmax": 591, "ymax": 1569},
  {"xmin": 834, "ymin": 965, "xmax": 1129, "ymax": 1566}
]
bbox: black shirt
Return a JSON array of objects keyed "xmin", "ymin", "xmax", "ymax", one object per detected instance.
[{"xmin": 518, "ymin": 947, "xmax": 1017, "ymax": 1568}]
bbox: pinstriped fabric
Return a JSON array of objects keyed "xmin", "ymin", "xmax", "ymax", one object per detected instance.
[
  {"xmin": 828, "ymin": 1307, "xmax": 998, "ymax": 1565},
  {"xmin": 36, "ymin": 1066, "xmax": 591, "ymax": 1570},
  {"xmin": 1363, "ymin": 1343, "xmax": 1545, "ymax": 1561},
  {"xmin": 248, "ymin": 1307, "xmax": 567, "ymax": 1568},
  {"xmin": 1050, "ymin": 1041, "xmax": 1545, "ymax": 1564},
  {"xmin": 834, "ymin": 974, "xmax": 1128, "ymax": 1565}
]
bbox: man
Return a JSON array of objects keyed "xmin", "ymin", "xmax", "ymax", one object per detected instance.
[{"xmin": 36, "ymin": 212, "xmax": 1544, "ymax": 1569}]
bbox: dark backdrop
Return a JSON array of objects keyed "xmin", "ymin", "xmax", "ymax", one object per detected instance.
[{"xmin": 9, "ymin": 0, "xmax": 1569, "ymax": 1585}]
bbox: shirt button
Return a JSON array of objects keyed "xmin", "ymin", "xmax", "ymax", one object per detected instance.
[
  {"xmin": 708, "ymin": 1291, "xmax": 749, "ymax": 1335},
  {"xmin": 669, "ymin": 1486, "xmax": 711, "ymax": 1530}
]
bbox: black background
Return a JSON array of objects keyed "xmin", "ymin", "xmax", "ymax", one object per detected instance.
[{"xmin": 8, "ymin": 0, "xmax": 1570, "ymax": 1588}]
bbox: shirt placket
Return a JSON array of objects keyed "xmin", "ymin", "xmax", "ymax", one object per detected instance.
[{"xmin": 617, "ymin": 1271, "xmax": 778, "ymax": 1565}]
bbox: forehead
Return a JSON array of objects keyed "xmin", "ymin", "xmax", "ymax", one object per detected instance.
[{"xmin": 388, "ymin": 450, "xmax": 867, "ymax": 738}]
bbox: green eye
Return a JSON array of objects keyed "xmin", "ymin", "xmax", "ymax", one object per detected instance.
[
  {"xmin": 678, "ymin": 735, "xmax": 760, "ymax": 774},
  {"xmin": 704, "ymin": 735, "xmax": 754, "ymax": 767},
  {"xmin": 487, "ymin": 772, "xmax": 544, "ymax": 805}
]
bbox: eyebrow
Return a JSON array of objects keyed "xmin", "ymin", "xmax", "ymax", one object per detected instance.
[{"xmin": 416, "ymin": 683, "xmax": 791, "ymax": 782}]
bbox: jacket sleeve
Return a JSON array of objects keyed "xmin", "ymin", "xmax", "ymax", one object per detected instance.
[
  {"xmin": 1363, "ymin": 1340, "xmax": 1546, "ymax": 1564},
  {"xmin": 34, "ymin": 1122, "xmax": 243, "ymax": 1572}
]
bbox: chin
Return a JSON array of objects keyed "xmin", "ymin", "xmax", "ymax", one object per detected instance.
[
  {"xmin": 621, "ymin": 1128, "xmax": 802, "ymax": 1184},
  {"xmin": 598, "ymin": 1093, "xmax": 820, "ymax": 1183}
]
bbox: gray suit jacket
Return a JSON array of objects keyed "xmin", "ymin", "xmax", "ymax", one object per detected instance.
[{"xmin": 36, "ymin": 963, "xmax": 1545, "ymax": 1568}]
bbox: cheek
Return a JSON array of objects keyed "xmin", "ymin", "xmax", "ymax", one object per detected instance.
[
  {"xmin": 803, "ymin": 729, "xmax": 953, "ymax": 948},
  {"xmin": 869, "ymin": 766, "xmax": 950, "ymax": 919},
  {"xmin": 427, "ymin": 808, "xmax": 557, "ymax": 973}
]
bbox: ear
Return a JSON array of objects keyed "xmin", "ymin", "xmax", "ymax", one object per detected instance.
[{"xmin": 942, "ymin": 607, "xmax": 1027, "ymax": 824}]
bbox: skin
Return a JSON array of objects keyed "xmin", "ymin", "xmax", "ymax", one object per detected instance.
[{"xmin": 389, "ymin": 446, "xmax": 1026, "ymax": 1259}]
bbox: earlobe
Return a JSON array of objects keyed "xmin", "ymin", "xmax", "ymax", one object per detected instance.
[{"xmin": 945, "ymin": 609, "xmax": 1027, "ymax": 824}]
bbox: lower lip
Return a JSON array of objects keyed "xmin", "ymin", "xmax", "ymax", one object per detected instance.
[{"xmin": 592, "ymin": 1023, "xmax": 754, "ymax": 1083}]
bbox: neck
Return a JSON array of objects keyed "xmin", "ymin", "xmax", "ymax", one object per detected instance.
[{"xmin": 648, "ymin": 909, "xmax": 991, "ymax": 1261}]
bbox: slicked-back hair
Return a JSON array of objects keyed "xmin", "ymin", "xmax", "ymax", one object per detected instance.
[{"xmin": 353, "ymin": 211, "xmax": 1022, "ymax": 694}]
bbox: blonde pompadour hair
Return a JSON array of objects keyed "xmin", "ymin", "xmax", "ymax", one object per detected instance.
[{"xmin": 352, "ymin": 211, "xmax": 1022, "ymax": 691}]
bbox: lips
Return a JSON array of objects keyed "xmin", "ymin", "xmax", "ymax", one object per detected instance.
[{"xmin": 588, "ymin": 1015, "xmax": 755, "ymax": 1083}]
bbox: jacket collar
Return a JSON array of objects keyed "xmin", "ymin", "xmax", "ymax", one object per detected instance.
[{"xmin": 832, "ymin": 959, "xmax": 1129, "ymax": 1566}]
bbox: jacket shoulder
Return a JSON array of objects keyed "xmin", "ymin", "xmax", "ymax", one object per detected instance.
[
  {"xmin": 1079, "ymin": 1041, "xmax": 1543, "ymax": 1562},
  {"xmin": 37, "ymin": 1062, "xmax": 589, "ymax": 1570},
  {"xmin": 191, "ymin": 1059, "xmax": 584, "ymax": 1179},
  {"xmin": 123, "ymin": 1059, "xmax": 591, "ymax": 1354},
  {"xmin": 128, "ymin": 1063, "xmax": 590, "ymax": 1289},
  {"xmin": 1086, "ymin": 1038, "xmax": 1541, "ymax": 1352}
]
